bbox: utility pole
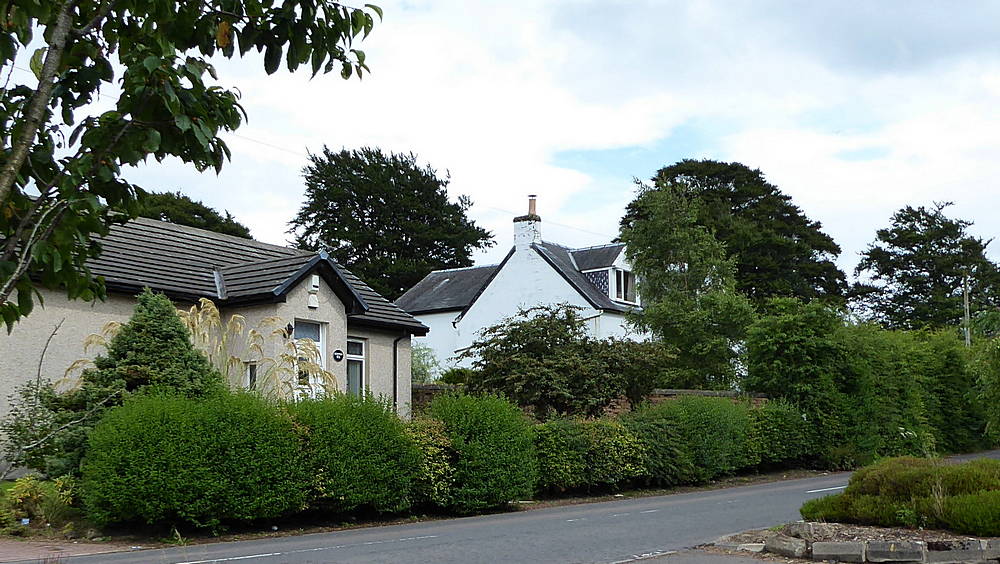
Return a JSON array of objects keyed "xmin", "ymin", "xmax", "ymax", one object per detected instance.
[{"xmin": 963, "ymin": 271, "xmax": 971, "ymax": 347}]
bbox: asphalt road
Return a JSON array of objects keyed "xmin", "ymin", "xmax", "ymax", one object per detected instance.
[{"xmin": 27, "ymin": 449, "xmax": 1000, "ymax": 564}]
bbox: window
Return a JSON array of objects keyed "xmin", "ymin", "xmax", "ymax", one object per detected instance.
[
  {"xmin": 293, "ymin": 320, "xmax": 325, "ymax": 388},
  {"xmin": 245, "ymin": 362, "xmax": 258, "ymax": 391},
  {"xmin": 614, "ymin": 268, "xmax": 637, "ymax": 303},
  {"xmin": 346, "ymin": 339, "xmax": 365, "ymax": 396}
]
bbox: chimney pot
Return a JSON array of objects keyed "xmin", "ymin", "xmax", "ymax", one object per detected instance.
[{"xmin": 528, "ymin": 194, "xmax": 537, "ymax": 216}]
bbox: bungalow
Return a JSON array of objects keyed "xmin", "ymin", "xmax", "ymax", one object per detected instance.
[
  {"xmin": 396, "ymin": 196, "xmax": 644, "ymax": 370},
  {"xmin": 0, "ymin": 217, "xmax": 428, "ymax": 418}
]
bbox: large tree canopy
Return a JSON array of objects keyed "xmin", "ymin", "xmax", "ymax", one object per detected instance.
[
  {"xmin": 0, "ymin": 0, "xmax": 381, "ymax": 329},
  {"xmin": 852, "ymin": 202, "xmax": 1000, "ymax": 330},
  {"xmin": 288, "ymin": 146, "xmax": 494, "ymax": 300},
  {"xmin": 648, "ymin": 159, "xmax": 846, "ymax": 306},
  {"xmin": 619, "ymin": 179, "xmax": 756, "ymax": 389},
  {"xmin": 138, "ymin": 191, "xmax": 251, "ymax": 238}
]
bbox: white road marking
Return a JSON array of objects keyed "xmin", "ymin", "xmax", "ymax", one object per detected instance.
[
  {"xmin": 806, "ymin": 485, "xmax": 847, "ymax": 493},
  {"xmin": 566, "ymin": 518, "xmax": 586, "ymax": 522},
  {"xmin": 610, "ymin": 549, "xmax": 676, "ymax": 563},
  {"xmin": 639, "ymin": 509, "xmax": 659, "ymax": 514},
  {"xmin": 173, "ymin": 535, "xmax": 438, "ymax": 564},
  {"xmin": 610, "ymin": 513, "xmax": 631, "ymax": 517}
]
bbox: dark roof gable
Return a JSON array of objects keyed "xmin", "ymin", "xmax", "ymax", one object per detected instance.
[
  {"xmin": 91, "ymin": 218, "xmax": 426, "ymax": 334},
  {"xmin": 395, "ymin": 264, "xmax": 501, "ymax": 314},
  {"xmin": 571, "ymin": 243, "xmax": 624, "ymax": 271}
]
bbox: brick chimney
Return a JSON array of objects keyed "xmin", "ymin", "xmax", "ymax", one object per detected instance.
[{"xmin": 513, "ymin": 194, "xmax": 541, "ymax": 249}]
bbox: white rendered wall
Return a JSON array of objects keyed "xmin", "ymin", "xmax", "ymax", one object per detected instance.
[{"xmin": 412, "ymin": 310, "xmax": 461, "ymax": 371}]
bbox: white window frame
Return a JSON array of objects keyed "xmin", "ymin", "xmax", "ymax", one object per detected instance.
[
  {"xmin": 244, "ymin": 361, "xmax": 258, "ymax": 391},
  {"xmin": 294, "ymin": 320, "xmax": 326, "ymax": 393},
  {"xmin": 346, "ymin": 338, "xmax": 365, "ymax": 396},
  {"xmin": 613, "ymin": 268, "xmax": 638, "ymax": 305}
]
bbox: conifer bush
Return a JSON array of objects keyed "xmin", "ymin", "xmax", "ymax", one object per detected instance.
[
  {"xmin": 289, "ymin": 395, "xmax": 421, "ymax": 514},
  {"xmin": 81, "ymin": 393, "xmax": 308, "ymax": 530},
  {"xmin": 428, "ymin": 393, "xmax": 537, "ymax": 513}
]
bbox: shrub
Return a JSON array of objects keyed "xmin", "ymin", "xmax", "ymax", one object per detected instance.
[
  {"xmin": 580, "ymin": 419, "xmax": 646, "ymax": 488},
  {"xmin": 290, "ymin": 395, "xmax": 421, "ymax": 514},
  {"xmin": 939, "ymin": 491, "xmax": 1000, "ymax": 536},
  {"xmin": 5, "ymin": 474, "xmax": 78, "ymax": 528},
  {"xmin": 749, "ymin": 400, "xmax": 816, "ymax": 467},
  {"xmin": 533, "ymin": 419, "xmax": 588, "ymax": 492},
  {"xmin": 428, "ymin": 393, "xmax": 537, "ymax": 513},
  {"xmin": 652, "ymin": 397, "xmax": 755, "ymax": 482},
  {"xmin": 621, "ymin": 405, "xmax": 694, "ymax": 486},
  {"xmin": 81, "ymin": 393, "xmax": 308, "ymax": 530},
  {"xmin": 405, "ymin": 418, "xmax": 456, "ymax": 507}
]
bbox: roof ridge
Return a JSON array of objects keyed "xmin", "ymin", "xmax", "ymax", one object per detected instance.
[
  {"xmin": 428, "ymin": 264, "xmax": 500, "ymax": 274},
  {"xmin": 570, "ymin": 242, "xmax": 624, "ymax": 252}
]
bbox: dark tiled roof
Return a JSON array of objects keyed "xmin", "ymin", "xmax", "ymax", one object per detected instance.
[
  {"xmin": 533, "ymin": 242, "xmax": 630, "ymax": 313},
  {"xmin": 91, "ymin": 218, "xmax": 427, "ymax": 334},
  {"xmin": 571, "ymin": 243, "xmax": 624, "ymax": 271},
  {"xmin": 395, "ymin": 264, "xmax": 500, "ymax": 314}
]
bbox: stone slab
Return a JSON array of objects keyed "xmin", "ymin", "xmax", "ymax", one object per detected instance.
[
  {"xmin": 765, "ymin": 534, "xmax": 809, "ymax": 558},
  {"xmin": 866, "ymin": 541, "xmax": 926, "ymax": 563},
  {"xmin": 983, "ymin": 539, "xmax": 1000, "ymax": 560},
  {"xmin": 737, "ymin": 543, "xmax": 765, "ymax": 553},
  {"xmin": 812, "ymin": 541, "xmax": 865, "ymax": 563},
  {"xmin": 926, "ymin": 540, "xmax": 985, "ymax": 563}
]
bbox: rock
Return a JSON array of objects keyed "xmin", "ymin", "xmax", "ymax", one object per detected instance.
[
  {"xmin": 765, "ymin": 533, "xmax": 809, "ymax": 558},
  {"xmin": 812, "ymin": 541, "xmax": 866, "ymax": 563},
  {"xmin": 866, "ymin": 541, "xmax": 926, "ymax": 563},
  {"xmin": 737, "ymin": 543, "xmax": 765, "ymax": 553},
  {"xmin": 983, "ymin": 539, "xmax": 1000, "ymax": 560},
  {"xmin": 926, "ymin": 540, "xmax": 984, "ymax": 563},
  {"xmin": 783, "ymin": 521, "xmax": 836, "ymax": 541}
]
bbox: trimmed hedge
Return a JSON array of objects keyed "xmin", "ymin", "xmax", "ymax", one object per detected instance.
[
  {"xmin": 621, "ymin": 405, "xmax": 694, "ymax": 486},
  {"xmin": 428, "ymin": 393, "xmax": 538, "ymax": 513},
  {"xmin": 801, "ymin": 457, "xmax": 1000, "ymax": 536},
  {"xmin": 749, "ymin": 399, "xmax": 817, "ymax": 467},
  {"xmin": 405, "ymin": 417, "xmax": 456, "ymax": 508},
  {"xmin": 652, "ymin": 397, "xmax": 756, "ymax": 482},
  {"xmin": 289, "ymin": 395, "xmax": 421, "ymax": 514},
  {"xmin": 81, "ymin": 393, "xmax": 309, "ymax": 530},
  {"xmin": 534, "ymin": 419, "xmax": 645, "ymax": 493}
]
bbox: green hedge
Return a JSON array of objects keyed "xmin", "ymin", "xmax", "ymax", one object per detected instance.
[
  {"xmin": 289, "ymin": 395, "xmax": 421, "ymax": 514},
  {"xmin": 749, "ymin": 400, "xmax": 817, "ymax": 466},
  {"xmin": 405, "ymin": 417, "xmax": 456, "ymax": 508},
  {"xmin": 801, "ymin": 457, "xmax": 1000, "ymax": 536},
  {"xmin": 81, "ymin": 393, "xmax": 309, "ymax": 530},
  {"xmin": 428, "ymin": 393, "xmax": 537, "ymax": 513},
  {"xmin": 534, "ymin": 419, "xmax": 645, "ymax": 492},
  {"xmin": 648, "ymin": 397, "xmax": 756, "ymax": 482},
  {"xmin": 621, "ymin": 405, "xmax": 694, "ymax": 486}
]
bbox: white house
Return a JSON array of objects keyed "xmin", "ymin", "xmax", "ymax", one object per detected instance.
[{"xmin": 396, "ymin": 196, "xmax": 643, "ymax": 368}]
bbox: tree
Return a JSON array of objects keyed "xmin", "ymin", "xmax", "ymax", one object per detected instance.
[
  {"xmin": 619, "ymin": 179, "xmax": 756, "ymax": 389},
  {"xmin": 138, "ymin": 190, "xmax": 251, "ymax": 238},
  {"xmin": 0, "ymin": 0, "xmax": 382, "ymax": 330},
  {"xmin": 650, "ymin": 159, "xmax": 846, "ymax": 306},
  {"xmin": 1, "ymin": 289, "xmax": 222, "ymax": 477},
  {"xmin": 852, "ymin": 202, "xmax": 1000, "ymax": 330},
  {"xmin": 288, "ymin": 147, "xmax": 493, "ymax": 300}
]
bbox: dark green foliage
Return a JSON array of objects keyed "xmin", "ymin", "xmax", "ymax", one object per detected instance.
[
  {"xmin": 428, "ymin": 394, "xmax": 537, "ymax": 513},
  {"xmin": 289, "ymin": 147, "xmax": 493, "ymax": 299},
  {"xmin": 620, "ymin": 179, "xmax": 756, "ymax": 389},
  {"xmin": 853, "ymin": 202, "xmax": 1000, "ymax": 330},
  {"xmin": 621, "ymin": 405, "xmax": 695, "ymax": 486},
  {"xmin": 289, "ymin": 395, "xmax": 421, "ymax": 514},
  {"xmin": 460, "ymin": 304, "xmax": 670, "ymax": 418},
  {"xmin": 651, "ymin": 159, "xmax": 846, "ymax": 306},
  {"xmin": 438, "ymin": 367, "xmax": 476, "ymax": 386},
  {"xmin": 746, "ymin": 298, "xmax": 988, "ymax": 468},
  {"xmin": 1, "ymin": 289, "xmax": 222, "ymax": 477},
  {"xmin": 800, "ymin": 457, "xmax": 1000, "ymax": 536},
  {"xmin": 138, "ymin": 191, "xmax": 251, "ymax": 238},
  {"xmin": 81, "ymin": 393, "xmax": 309, "ymax": 530},
  {"xmin": 86, "ymin": 289, "xmax": 223, "ymax": 397},
  {"xmin": 404, "ymin": 418, "xmax": 456, "ymax": 508},
  {"xmin": 749, "ymin": 400, "xmax": 817, "ymax": 467},
  {"xmin": 1, "ymin": 0, "xmax": 381, "ymax": 328}
]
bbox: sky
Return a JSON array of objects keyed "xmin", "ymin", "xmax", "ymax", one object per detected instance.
[{"xmin": 116, "ymin": 0, "xmax": 1000, "ymax": 275}]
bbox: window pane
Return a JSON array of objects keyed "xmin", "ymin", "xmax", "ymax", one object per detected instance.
[
  {"xmin": 616, "ymin": 270, "xmax": 623, "ymax": 299},
  {"xmin": 246, "ymin": 363, "xmax": 257, "ymax": 390},
  {"xmin": 624, "ymin": 272, "xmax": 636, "ymax": 302},
  {"xmin": 294, "ymin": 321, "xmax": 321, "ymax": 342},
  {"xmin": 347, "ymin": 340, "xmax": 364, "ymax": 356},
  {"xmin": 347, "ymin": 359, "xmax": 363, "ymax": 396}
]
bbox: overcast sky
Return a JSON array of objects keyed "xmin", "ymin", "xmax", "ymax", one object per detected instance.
[{"xmin": 122, "ymin": 0, "xmax": 1000, "ymax": 275}]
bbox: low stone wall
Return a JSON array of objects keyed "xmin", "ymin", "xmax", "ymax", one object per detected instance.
[
  {"xmin": 761, "ymin": 523, "xmax": 1000, "ymax": 563},
  {"xmin": 410, "ymin": 383, "xmax": 766, "ymax": 414}
]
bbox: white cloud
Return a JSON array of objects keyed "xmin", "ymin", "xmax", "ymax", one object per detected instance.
[{"xmin": 122, "ymin": 0, "xmax": 1000, "ymax": 274}]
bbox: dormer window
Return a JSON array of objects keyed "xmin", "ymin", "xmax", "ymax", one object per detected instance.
[{"xmin": 614, "ymin": 268, "xmax": 637, "ymax": 304}]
